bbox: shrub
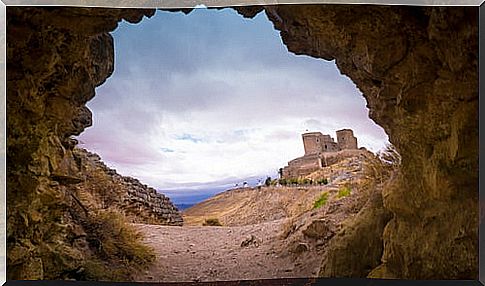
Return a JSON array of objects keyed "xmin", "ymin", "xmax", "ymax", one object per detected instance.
[
  {"xmin": 279, "ymin": 178, "xmax": 287, "ymax": 186},
  {"xmin": 363, "ymin": 144, "xmax": 401, "ymax": 186},
  {"xmin": 313, "ymin": 192, "xmax": 329, "ymax": 209},
  {"xmin": 83, "ymin": 208, "xmax": 155, "ymax": 281},
  {"xmin": 317, "ymin": 178, "xmax": 328, "ymax": 185},
  {"xmin": 337, "ymin": 186, "xmax": 351, "ymax": 198},
  {"xmin": 203, "ymin": 218, "xmax": 222, "ymax": 226},
  {"xmin": 301, "ymin": 178, "xmax": 312, "ymax": 185},
  {"xmin": 288, "ymin": 178, "xmax": 298, "ymax": 185},
  {"xmin": 265, "ymin": 177, "xmax": 272, "ymax": 187}
]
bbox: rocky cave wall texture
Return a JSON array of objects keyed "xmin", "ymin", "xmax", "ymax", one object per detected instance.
[
  {"xmin": 73, "ymin": 148, "xmax": 183, "ymax": 226},
  {"xmin": 6, "ymin": 5, "xmax": 478, "ymax": 280}
]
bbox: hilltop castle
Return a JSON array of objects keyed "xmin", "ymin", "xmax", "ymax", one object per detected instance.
[{"xmin": 282, "ymin": 129, "xmax": 365, "ymax": 179}]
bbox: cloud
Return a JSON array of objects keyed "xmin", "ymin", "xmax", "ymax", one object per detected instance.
[
  {"xmin": 77, "ymin": 8, "xmax": 389, "ymax": 194},
  {"xmin": 175, "ymin": 133, "xmax": 203, "ymax": 143}
]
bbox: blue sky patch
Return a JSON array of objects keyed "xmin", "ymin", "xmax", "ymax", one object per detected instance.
[{"xmin": 175, "ymin": 133, "xmax": 203, "ymax": 143}]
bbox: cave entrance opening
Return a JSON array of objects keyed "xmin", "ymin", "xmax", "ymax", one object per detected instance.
[{"xmin": 76, "ymin": 8, "xmax": 389, "ymax": 209}]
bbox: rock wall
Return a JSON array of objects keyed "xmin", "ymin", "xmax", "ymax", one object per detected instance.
[
  {"xmin": 246, "ymin": 5, "xmax": 477, "ymax": 279},
  {"xmin": 73, "ymin": 148, "xmax": 183, "ymax": 226},
  {"xmin": 6, "ymin": 7, "xmax": 156, "ymax": 279},
  {"xmin": 335, "ymin": 129, "xmax": 357, "ymax": 150},
  {"xmin": 6, "ymin": 5, "xmax": 478, "ymax": 280}
]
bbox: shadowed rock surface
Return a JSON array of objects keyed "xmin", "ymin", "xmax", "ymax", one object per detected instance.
[
  {"xmin": 6, "ymin": 5, "xmax": 477, "ymax": 280},
  {"xmin": 72, "ymin": 148, "xmax": 183, "ymax": 226}
]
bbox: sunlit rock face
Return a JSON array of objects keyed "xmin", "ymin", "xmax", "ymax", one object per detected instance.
[
  {"xmin": 6, "ymin": 5, "xmax": 477, "ymax": 280},
  {"xmin": 246, "ymin": 5, "xmax": 477, "ymax": 279}
]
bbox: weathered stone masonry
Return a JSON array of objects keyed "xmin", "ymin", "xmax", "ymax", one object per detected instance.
[
  {"xmin": 283, "ymin": 129, "xmax": 364, "ymax": 178},
  {"xmin": 302, "ymin": 129, "xmax": 358, "ymax": 155}
]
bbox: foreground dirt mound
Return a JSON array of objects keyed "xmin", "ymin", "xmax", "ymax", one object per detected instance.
[
  {"xmin": 134, "ymin": 191, "xmax": 376, "ymax": 282},
  {"xmin": 158, "ymin": 155, "xmax": 388, "ymax": 281},
  {"xmin": 133, "ymin": 220, "xmax": 321, "ymax": 282},
  {"xmin": 134, "ymin": 155, "xmax": 383, "ymax": 282}
]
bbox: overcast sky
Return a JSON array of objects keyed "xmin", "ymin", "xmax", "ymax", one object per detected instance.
[{"xmin": 77, "ymin": 8, "xmax": 389, "ymax": 195}]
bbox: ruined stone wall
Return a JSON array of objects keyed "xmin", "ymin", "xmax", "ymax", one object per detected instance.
[
  {"xmin": 323, "ymin": 141, "xmax": 339, "ymax": 152},
  {"xmin": 303, "ymin": 130, "xmax": 357, "ymax": 154},
  {"xmin": 285, "ymin": 130, "xmax": 359, "ymax": 177},
  {"xmin": 336, "ymin": 129, "xmax": 358, "ymax": 150},
  {"xmin": 302, "ymin": 132, "xmax": 324, "ymax": 155},
  {"xmin": 283, "ymin": 154, "xmax": 321, "ymax": 178},
  {"xmin": 73, "ymin": 148, "xmax": 183, "ymax": 226},
  {"xmin": 321, "ymin": 150, "xmax": 365, "ymax": 167},
  {"xmin": 284, "ymin": 149, "xmax": 366, "ymax": 177}
]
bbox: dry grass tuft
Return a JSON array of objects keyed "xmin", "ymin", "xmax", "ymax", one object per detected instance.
[
  {"xmin": 337, "ymin": 186, "xmax": 351, "ymax": 198},
  {"xmin": 82, "ymin": 208, "xmax": 155, "ymax": 281},
  {"xmin": 362, "ymin": 144, "xmax": 401, "ymax": 188},
  {"xmin": 202, "ymin": 218, "xmax": 223, "ymax": 226}
]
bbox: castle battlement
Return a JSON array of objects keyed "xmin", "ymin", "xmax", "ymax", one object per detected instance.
[
  {"xmin": 302, "ymin": 129, "xmax": 358, "ymax": 155},
  {"xmin": 282, "ymin": 129, "xmax": 362, "ymax": 179}
]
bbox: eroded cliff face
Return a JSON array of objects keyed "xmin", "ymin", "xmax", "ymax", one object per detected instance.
[
  {"xmin": 6, "ymin": 5, "xmax": 478, "ymax": 280},
  {"xmin": 7, "ymin": 7, "xmax": 155, "ymax": 279},
  {"xmin": 253, "ymin": 5, "xmax": 478, "ymax": 279}
]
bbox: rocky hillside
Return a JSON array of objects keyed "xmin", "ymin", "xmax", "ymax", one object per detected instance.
[
  {"xmin": 57, "ymin": 147, "xmax": 183, "ymax": 281},
  {"xmin": 184, "ymin": 151, "xmax": 374, "ymax": 227},
  {"xmin": 182, "ymin": 150, "xmax": 393, "ymax": 279},
  {"xmin": 72, "ymin": 148, "xmax": 183, "ymax": 226}
]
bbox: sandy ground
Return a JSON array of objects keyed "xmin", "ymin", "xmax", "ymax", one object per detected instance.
[
  {"xmin": 132, "ymin": 156, "xmax": 372, "ymax": 282},
  {"xmin": 133, "ymin": 219, "xmax": 322, "ymax": 282}
]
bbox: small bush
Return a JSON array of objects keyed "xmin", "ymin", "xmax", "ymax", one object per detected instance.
[
  {"xmin": 279, "ymin": 178, "xmax": 287, "ymax": 186},
  {"xmin": 265, "ymin": 177, "xmax": 272, "ymax": 187},
  {"xmin": 313, "ymin": 192, "xmax": 329, "ymax": 209},
  {"xmin": 363, "ymin": 144, "xmax": 401, "ymax": 186},
  {"xmin": 83, "ymin": 208, "xmax": 155, "ymax": 281},
  {"xmin": 203, "ymin": 218, "xmax": 222, "ymax": 226},
  {"xmin": 316, "ymin": 178, "xmax": 328, "ymax": 185},
  {"xmin": 300, "ymin": 178, "xmax": 312, "ymax": 185},
  {"xmin": 337, "ymin": 186, "xmax": 351, "ymax": 198}
]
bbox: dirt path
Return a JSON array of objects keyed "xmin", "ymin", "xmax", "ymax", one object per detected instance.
[{"xmin": 133, "ymin": 219, "xmax": 321, "ymax": 282}]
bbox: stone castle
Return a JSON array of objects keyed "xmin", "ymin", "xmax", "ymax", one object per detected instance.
[{"xmin": 282, "ymin": 129, "xmax": 365, "ymax": 179}]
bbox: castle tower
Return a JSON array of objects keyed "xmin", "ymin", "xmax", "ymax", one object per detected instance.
[
  {"xmin": 336, "ymin": 129, "xmax": 358, "ymax": 150},
  {"xmin": 302, "ymin": 132, "xmax": 324, "ymax": 155},
  {"xmin": 302, "ymin": 132, "xmax": 339, "ymax": 154}
]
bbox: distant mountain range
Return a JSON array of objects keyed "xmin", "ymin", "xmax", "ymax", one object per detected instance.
[
  {"xmin": 175, "ymin": 203, "xmax": 195, "ymax": 211},
  {"xmin": 160, "ymin": 174, "xmax": 278, "ymax": 206}
]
